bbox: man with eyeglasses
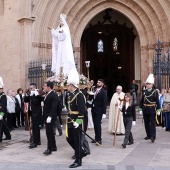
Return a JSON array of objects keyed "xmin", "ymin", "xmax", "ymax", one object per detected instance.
[
  {"xmin": 139, "ymin": 74, "xmax": 160, "ymax": 143},
  {"xmin": 108, "ymin": 85, "xmax": 125, "ymax": 135}
]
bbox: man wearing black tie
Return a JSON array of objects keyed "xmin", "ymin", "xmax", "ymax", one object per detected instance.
[
  {"xmin": 24, "ymin": 83, "xmax": 43, "ymax": 148},
  {"xmin": 43, "ymin": 81, "xmax": 59, "ymax": 155},
  {"xmin": 92, "ymin": 79, "xmax": 107, "ymax": 145}
]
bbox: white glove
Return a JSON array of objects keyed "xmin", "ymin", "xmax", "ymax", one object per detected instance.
[
  {"xmin": 46, "ymin": 116, "xmax": 52, "ymax": 123},
  {"xmin": 102, "ymin": 114, "xmax": 106, "ymax": 119},
  {"xmin": 139, "ymin": 111, "xmax": 143, "ymax": 115},
  {"xmin": 157, "ymin": 111, "xmax": 161, "ymax": 116},
  {"xmin": 73, "ymin": 122, "xmax": 79, "ymax": 128},
  {"xmin": 87, "ymin": 100, "xmax": 93, "ymax": 105},
  {"xmin": 132, "ymin": 121, "xmax": 136, "ymax": 126},
  {"xmin": 30, "ymin": 91, "xmax": 35, "ymax": 96},
  {"xmin": 34, "ymin": 90, "xmax": 39, "ymax": 96},
  {"xmin": 0, "ymin": 115, "xmax": 3, "ymax": 120}
]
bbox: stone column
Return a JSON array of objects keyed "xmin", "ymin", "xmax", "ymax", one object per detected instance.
[
  {"xmin": 140, "ymin": 46, "xmax": 149, "ymax": 83},
  {"xmin": 18, "ymin": 17, "xmax": 35, "ymax": 89}
]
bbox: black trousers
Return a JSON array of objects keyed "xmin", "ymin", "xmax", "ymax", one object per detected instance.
[
  {"xmin": 92, "ymin": 110, "xmax": 102, "ymax": 141},
  {"xmin": 67, "ymin": 127, "xmax": 82, "ymax": 162},
  {"xmin": 123, "ymin": 117, "xmax": 133, "ymax": 145},
  {"xmin": 7, "ymin": 113, "xmax": 14, "ymax": 130},
  {"xmin": 143, "ymin": 113, "xmax": 156, "ymax": 138},
  {"xmin": 0, "ymin": 119, "xmax": 11, "ymax": 140},
  {"xmin": 45, "ymin": 119, "xmax": 56, "ymax": 149},
  {"xmin": 32, "ymin": 117, "xmax": 41, "ymax": 144},
  {"xmin": 16, "ymin": 110, "xmax": 25, "ymax": 126}
]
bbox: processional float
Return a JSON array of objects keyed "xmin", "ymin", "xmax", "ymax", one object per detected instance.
[{"xmin": 43, "ymin": 13, "xmax": 94, "ymax": 104}]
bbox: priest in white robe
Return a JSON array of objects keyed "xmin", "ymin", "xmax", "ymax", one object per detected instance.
[
  {"xmin": 108, "ymin": 85, "xmax": 125, "ymax": 134},
  {"xmin": 51, "ymin": 14, "xmax": 75, "ymax": 76}
]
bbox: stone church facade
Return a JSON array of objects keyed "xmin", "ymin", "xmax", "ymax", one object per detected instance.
[{"xmin": 0, "ymin": 0, "xmax": 170, "ymax": 91}]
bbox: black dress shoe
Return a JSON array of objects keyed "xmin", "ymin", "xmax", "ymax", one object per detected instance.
[
  {"xmin": 144, "ymin": 137, "xmax": 150, "ymax": 140},
  {"xmin": 37, "ymin": 142, "xmax": 41, "ymax": 145},
  {"xmin": 43, "ymin": 149, "xmax": 52, "ymax": 155},
  {"xmin": 96, "ymin": 141, "xmax": 102, "ymax": 146},
  {"xmin": 69, "ymin": 162, "xmax": 81, "ymax": 168},
  {"xmin": 18, "ymin": 125, "xmax": 21, "ymax": 127},
  {"xmin": 127, "ymin": 141, "xmax": 134, "ymax": 145},
  {"xmin": 122, "ymin": 144, "xmax": 126, "ymax": 148},
  {"xmin": 72, "ymin": 155, "xmax": 76, "ymax": 159},
  {"xmin": 29, "ymin": 143, "xmax": 37, "ymax": 148},
  {"xmin": 52, "ymin": 147, "xmax": 57, "ymax": 151},
  {"xmin": 2, "ymin": 137, "xmax": 11, "ymax": 140},
  {"xmin": 13, "ymin": 126, "xmax": 18, "ymax": 128},
  {"xmin": 91, "ymin": 140, "xmax": 96, "ymax": 143},
  {"xmin": 150, "ymin": 137, "xmax": 155, "ymax": 143},
  {"xmin": 59, "ymin": 132, "xmax": 63, "ymax": 136}
]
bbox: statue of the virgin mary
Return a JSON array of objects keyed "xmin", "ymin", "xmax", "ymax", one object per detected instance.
[{"xmin": 51, "ymin": 14, "xmax": 76, "ymax": 76}]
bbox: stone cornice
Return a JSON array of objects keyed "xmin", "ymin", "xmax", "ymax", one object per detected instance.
[
  {"xmin": 32, "ymin": 42, "xmax": 80, "ymax": 52},
  {"xmin": 141, "ymin": 42, "xmax": 170, "ymax": 50}
]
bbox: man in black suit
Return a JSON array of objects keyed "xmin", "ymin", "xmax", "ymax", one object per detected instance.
[
  {"xmin": 43, "ymin": 81, "xmax": 59, "ymax": 155},
  {"xmin": 91, "ymin": 79, "xmax": 107, "ymax": 145},
  {"xmin": 24, "ymin": 83, "xmax": 43, "ymax": 148}
]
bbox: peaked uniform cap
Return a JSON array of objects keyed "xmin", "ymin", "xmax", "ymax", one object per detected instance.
[
  {"xmin": 67, "ymin": 68, "xmax": 79, "ymax": 88},
  {"xmin": 146, "ymin": 74, "xmax": 154, "ymax": 84},
  {"xmin": 0, "ymin": 77, "xmax": 4, "ymax": 88}
]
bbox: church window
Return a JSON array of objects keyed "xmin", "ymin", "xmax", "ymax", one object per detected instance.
[
  {"xmin": 97, "ymin": 39, "xmax": 104, "ymax": 52},
  {"xmin": 113, "ymin": 37, "xmax": 118, "ymax": 51}
]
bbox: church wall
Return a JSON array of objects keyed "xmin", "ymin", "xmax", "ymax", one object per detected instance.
[
  {"xmin": 0, "ymin": 0, "xmax": 21, "ymax": 92},
  {"xmin": 0, "ymin": 0, "xmax": 170, "ymax": 91}
]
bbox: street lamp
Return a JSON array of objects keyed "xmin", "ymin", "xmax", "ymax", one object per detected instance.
[
  {"xmin": 41, "ymin": 63, "xmax": 47, "ymax": 82},
  {"xmin": 85, "ymin": 61, "xmax": 90, "ymax": 81}
]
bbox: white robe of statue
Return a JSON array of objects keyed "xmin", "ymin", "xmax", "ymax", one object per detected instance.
[
  {"xmin": 51, "ymin": 14, "xmax": 75, "ymax": 76},
  {"xmin": 108, "ymin": 92, "xmax": 125, "ymax": 134}
]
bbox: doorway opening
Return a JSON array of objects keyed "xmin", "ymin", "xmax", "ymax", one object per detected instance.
[{"xmin": 81, "ymin": 9, "xmax": 136, "ymax": 100}]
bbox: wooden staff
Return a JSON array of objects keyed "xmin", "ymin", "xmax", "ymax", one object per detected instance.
[
  {"xmin": 24, "ymin": 103, "xmax": 31, "ymax": 137},
  {"xmin": 113, "ymin": 98, "xmax": 124, "ymax": 145},
  {"xmin": 26, "ymin": 111, "xmax": 31, "ymax": 137}
]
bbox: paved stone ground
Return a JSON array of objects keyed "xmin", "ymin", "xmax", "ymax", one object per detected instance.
[{"xmin": 0, "ymin": 111, "xmax": 170, "ymax": 170}]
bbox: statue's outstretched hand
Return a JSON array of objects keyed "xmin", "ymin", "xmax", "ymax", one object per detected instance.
[{"xmin": 47, "ymin": 26, "xmax": 52, "ymax": 30}]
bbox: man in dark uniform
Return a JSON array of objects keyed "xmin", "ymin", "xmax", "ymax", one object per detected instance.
[
  {"xmin": 139, "ymin": 74, "xmax": 160, "ymax": 143},
  {"xmin": 24, "ymin": 83, "xmax": 43, "ymax": 148},
  {"xmin": 0, "ymin": 77, "xmax": 11, "ymax": 142},
  {"xmin": 66, "ymin": 68, "xmax": 86, "ymax": 168}
]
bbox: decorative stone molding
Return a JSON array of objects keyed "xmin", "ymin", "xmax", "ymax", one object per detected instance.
[
  {"xmin": 32, "ymin": 42, "xmax": 52, "ymax": 49},
  {"xmin": 141, "ymin": 42, "xmax": 170, "ymax": 50},
  {"xmin": 18, "ymin": 17, "xmax": 35, "ymax": 24},
  {"xmin": 32, "ymin": 42, "xmax": 81, "ymax": 52}
]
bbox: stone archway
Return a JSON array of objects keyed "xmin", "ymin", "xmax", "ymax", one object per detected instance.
[{"xmin": 31, "ymin": 0, "xmax": 170, "ymax": 86}]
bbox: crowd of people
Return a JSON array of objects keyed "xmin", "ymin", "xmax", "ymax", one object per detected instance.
[{"xmin": 1, "ymin": 73, "xmax": 170, "ymax": 168}]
